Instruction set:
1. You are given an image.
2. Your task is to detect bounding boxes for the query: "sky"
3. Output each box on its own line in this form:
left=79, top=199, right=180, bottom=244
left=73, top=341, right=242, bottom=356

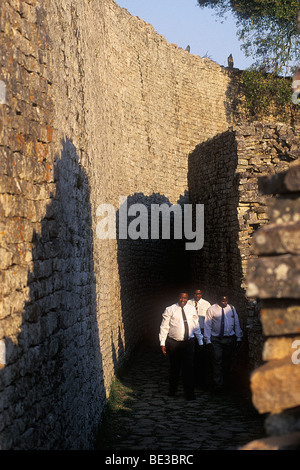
left=115, top=0, right=253, bottom=70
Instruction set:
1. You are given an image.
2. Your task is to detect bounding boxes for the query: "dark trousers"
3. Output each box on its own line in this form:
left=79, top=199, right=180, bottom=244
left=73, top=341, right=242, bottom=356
left=211, top=335, right=236, bottom=390
left=194, top=329, right=208, bottom=388
left=166, top=337, right=195, bottom=397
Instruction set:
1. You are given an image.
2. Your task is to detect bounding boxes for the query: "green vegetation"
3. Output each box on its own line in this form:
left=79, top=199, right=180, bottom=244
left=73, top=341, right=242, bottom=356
left=241, top=69, right=294, bottom=117
left=197, top=1, right=300, bottom=117
left=197, top=0, right=300, bottom=76
left=94, top=378, right=135, bottom=450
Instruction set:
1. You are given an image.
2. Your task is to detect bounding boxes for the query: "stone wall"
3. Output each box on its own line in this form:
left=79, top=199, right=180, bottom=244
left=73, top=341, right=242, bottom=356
left=2, top=0, right=299, bottom=451
left=188, top=122, right=300, bottom=371
left=242, top=161, right=300, bottom=450
left=0, top=0, right=243, bottom=449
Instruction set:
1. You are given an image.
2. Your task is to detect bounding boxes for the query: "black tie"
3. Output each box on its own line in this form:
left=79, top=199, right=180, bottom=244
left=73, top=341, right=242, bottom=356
left=220, top=308, right=225, bottom=337
left=181, top=307, right=189, bottom=341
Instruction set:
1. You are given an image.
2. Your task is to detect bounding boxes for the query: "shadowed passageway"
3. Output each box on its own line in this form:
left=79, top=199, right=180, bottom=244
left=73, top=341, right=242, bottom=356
left=95, top=344, right=265, bottom=451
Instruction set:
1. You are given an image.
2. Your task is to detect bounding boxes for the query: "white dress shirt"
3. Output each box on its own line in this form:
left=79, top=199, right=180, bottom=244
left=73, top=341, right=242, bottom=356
left=159, top=303, right=203, bottom=346
left=204, top=303, right=243, bottom=344
left=188, top=298, right=211, bottom=329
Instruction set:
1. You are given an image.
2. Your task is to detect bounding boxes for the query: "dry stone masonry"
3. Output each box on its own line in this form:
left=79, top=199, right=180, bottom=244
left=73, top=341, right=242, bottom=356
left=243, top=160, right=300, bottom=450
left=0, top=0, right=242, bottom=449
left=188, top=122, right=300, bottom=370
left=0, top=0, right=300, bottom=451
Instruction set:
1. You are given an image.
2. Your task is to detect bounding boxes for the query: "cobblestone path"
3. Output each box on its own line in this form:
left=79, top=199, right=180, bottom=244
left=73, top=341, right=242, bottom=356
left=95, top=344, right=266, bottom=451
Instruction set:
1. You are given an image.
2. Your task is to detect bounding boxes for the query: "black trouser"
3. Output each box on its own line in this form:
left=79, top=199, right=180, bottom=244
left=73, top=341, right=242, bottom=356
left=194, top=329, right=207, bottom=388
left=211, top=335, right=236, bottom=390
left=166, top=337, right=195, bottom=397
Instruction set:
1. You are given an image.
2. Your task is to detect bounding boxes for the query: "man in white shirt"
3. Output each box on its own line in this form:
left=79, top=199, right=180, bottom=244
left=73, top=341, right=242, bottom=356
left=159, top=291, right=203, bottom=400
left=204, top=294, right=243, bottom=392
left=188, top=289, right=211, bottom=389
left=188, top=289, right=211, bottom=333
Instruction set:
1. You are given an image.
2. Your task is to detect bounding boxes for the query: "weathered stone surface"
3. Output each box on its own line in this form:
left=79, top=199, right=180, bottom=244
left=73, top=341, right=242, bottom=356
left=0, top=0, right=253, bottom=451
left=251, top=357, right=300, bottom=414
left=259, top=301, right=300, bottom=336
left=265, top=407, right=300, bottom=436
left=263, top=336, right=300, bottom=361
left=252, top=223, right=300, bottom=255
left=189, top=123, right=300, bottom=370
left=240, top=432, right=300, bottom=450
left=258, top=163, right=300, bottom=195
left=267, top=197, right=300, bottom=225
left=1, top=0, right=300, bottom=453
left=247, top=255, right=300, bottom=299
left=239, top=130, right=300, bottom=452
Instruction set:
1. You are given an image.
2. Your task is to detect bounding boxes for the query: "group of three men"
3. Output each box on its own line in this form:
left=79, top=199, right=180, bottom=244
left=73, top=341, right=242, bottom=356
left=159, top=289, right=243, bottom=400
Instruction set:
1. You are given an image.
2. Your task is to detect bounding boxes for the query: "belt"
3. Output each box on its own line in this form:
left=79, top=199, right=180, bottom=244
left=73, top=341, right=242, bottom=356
left=168, top=336, right=194, bottom=342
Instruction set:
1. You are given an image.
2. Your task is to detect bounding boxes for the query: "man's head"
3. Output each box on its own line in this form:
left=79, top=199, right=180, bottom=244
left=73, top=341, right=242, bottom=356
left=193, top=289, right=203, bottom=302
left=218, top=295, right=229, bottom=308
left=178, top=292, right=189, bottom=307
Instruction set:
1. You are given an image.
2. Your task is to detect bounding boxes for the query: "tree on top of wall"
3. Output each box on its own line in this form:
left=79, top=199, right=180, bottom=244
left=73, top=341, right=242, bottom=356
left=197, top=1, right=300, bottom=117
left=197, top=0, right=300, bottom=76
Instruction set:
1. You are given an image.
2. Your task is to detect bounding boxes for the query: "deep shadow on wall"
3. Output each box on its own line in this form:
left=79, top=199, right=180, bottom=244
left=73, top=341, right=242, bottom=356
left=187, top=131, right=252, bottom=393
left=188, top=122, right=300, bottom=387
left=188, top=130, right=243, bottom=305
left=0, top=139, right=104, bottom=450
left=116, top=192, right=192, bottom=352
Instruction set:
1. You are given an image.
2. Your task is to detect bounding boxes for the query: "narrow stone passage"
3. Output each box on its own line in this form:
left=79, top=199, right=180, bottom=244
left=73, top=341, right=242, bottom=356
left=95, top=344, right=266, bottom=451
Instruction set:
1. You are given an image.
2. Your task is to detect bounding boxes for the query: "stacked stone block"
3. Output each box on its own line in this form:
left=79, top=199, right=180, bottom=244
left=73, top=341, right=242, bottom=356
left=244, top=161, right=300, bottom=449
left=0, top=0, right=106, bottom=450
left=2, top=0, right=298, bottom=451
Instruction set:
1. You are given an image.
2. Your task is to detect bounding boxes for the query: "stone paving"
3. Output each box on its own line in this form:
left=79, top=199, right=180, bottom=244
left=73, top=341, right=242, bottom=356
left=96, top=344, right=266, bottom=451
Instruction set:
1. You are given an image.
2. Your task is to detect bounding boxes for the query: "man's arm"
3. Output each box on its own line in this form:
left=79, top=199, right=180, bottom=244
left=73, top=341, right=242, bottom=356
left=232, top=306, right=243, bottom=341
left=193, top=323, right=203, bottom=346
left=204, top=307, right=213, bottom=344
left=159, top=307, right=172, bottom=354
